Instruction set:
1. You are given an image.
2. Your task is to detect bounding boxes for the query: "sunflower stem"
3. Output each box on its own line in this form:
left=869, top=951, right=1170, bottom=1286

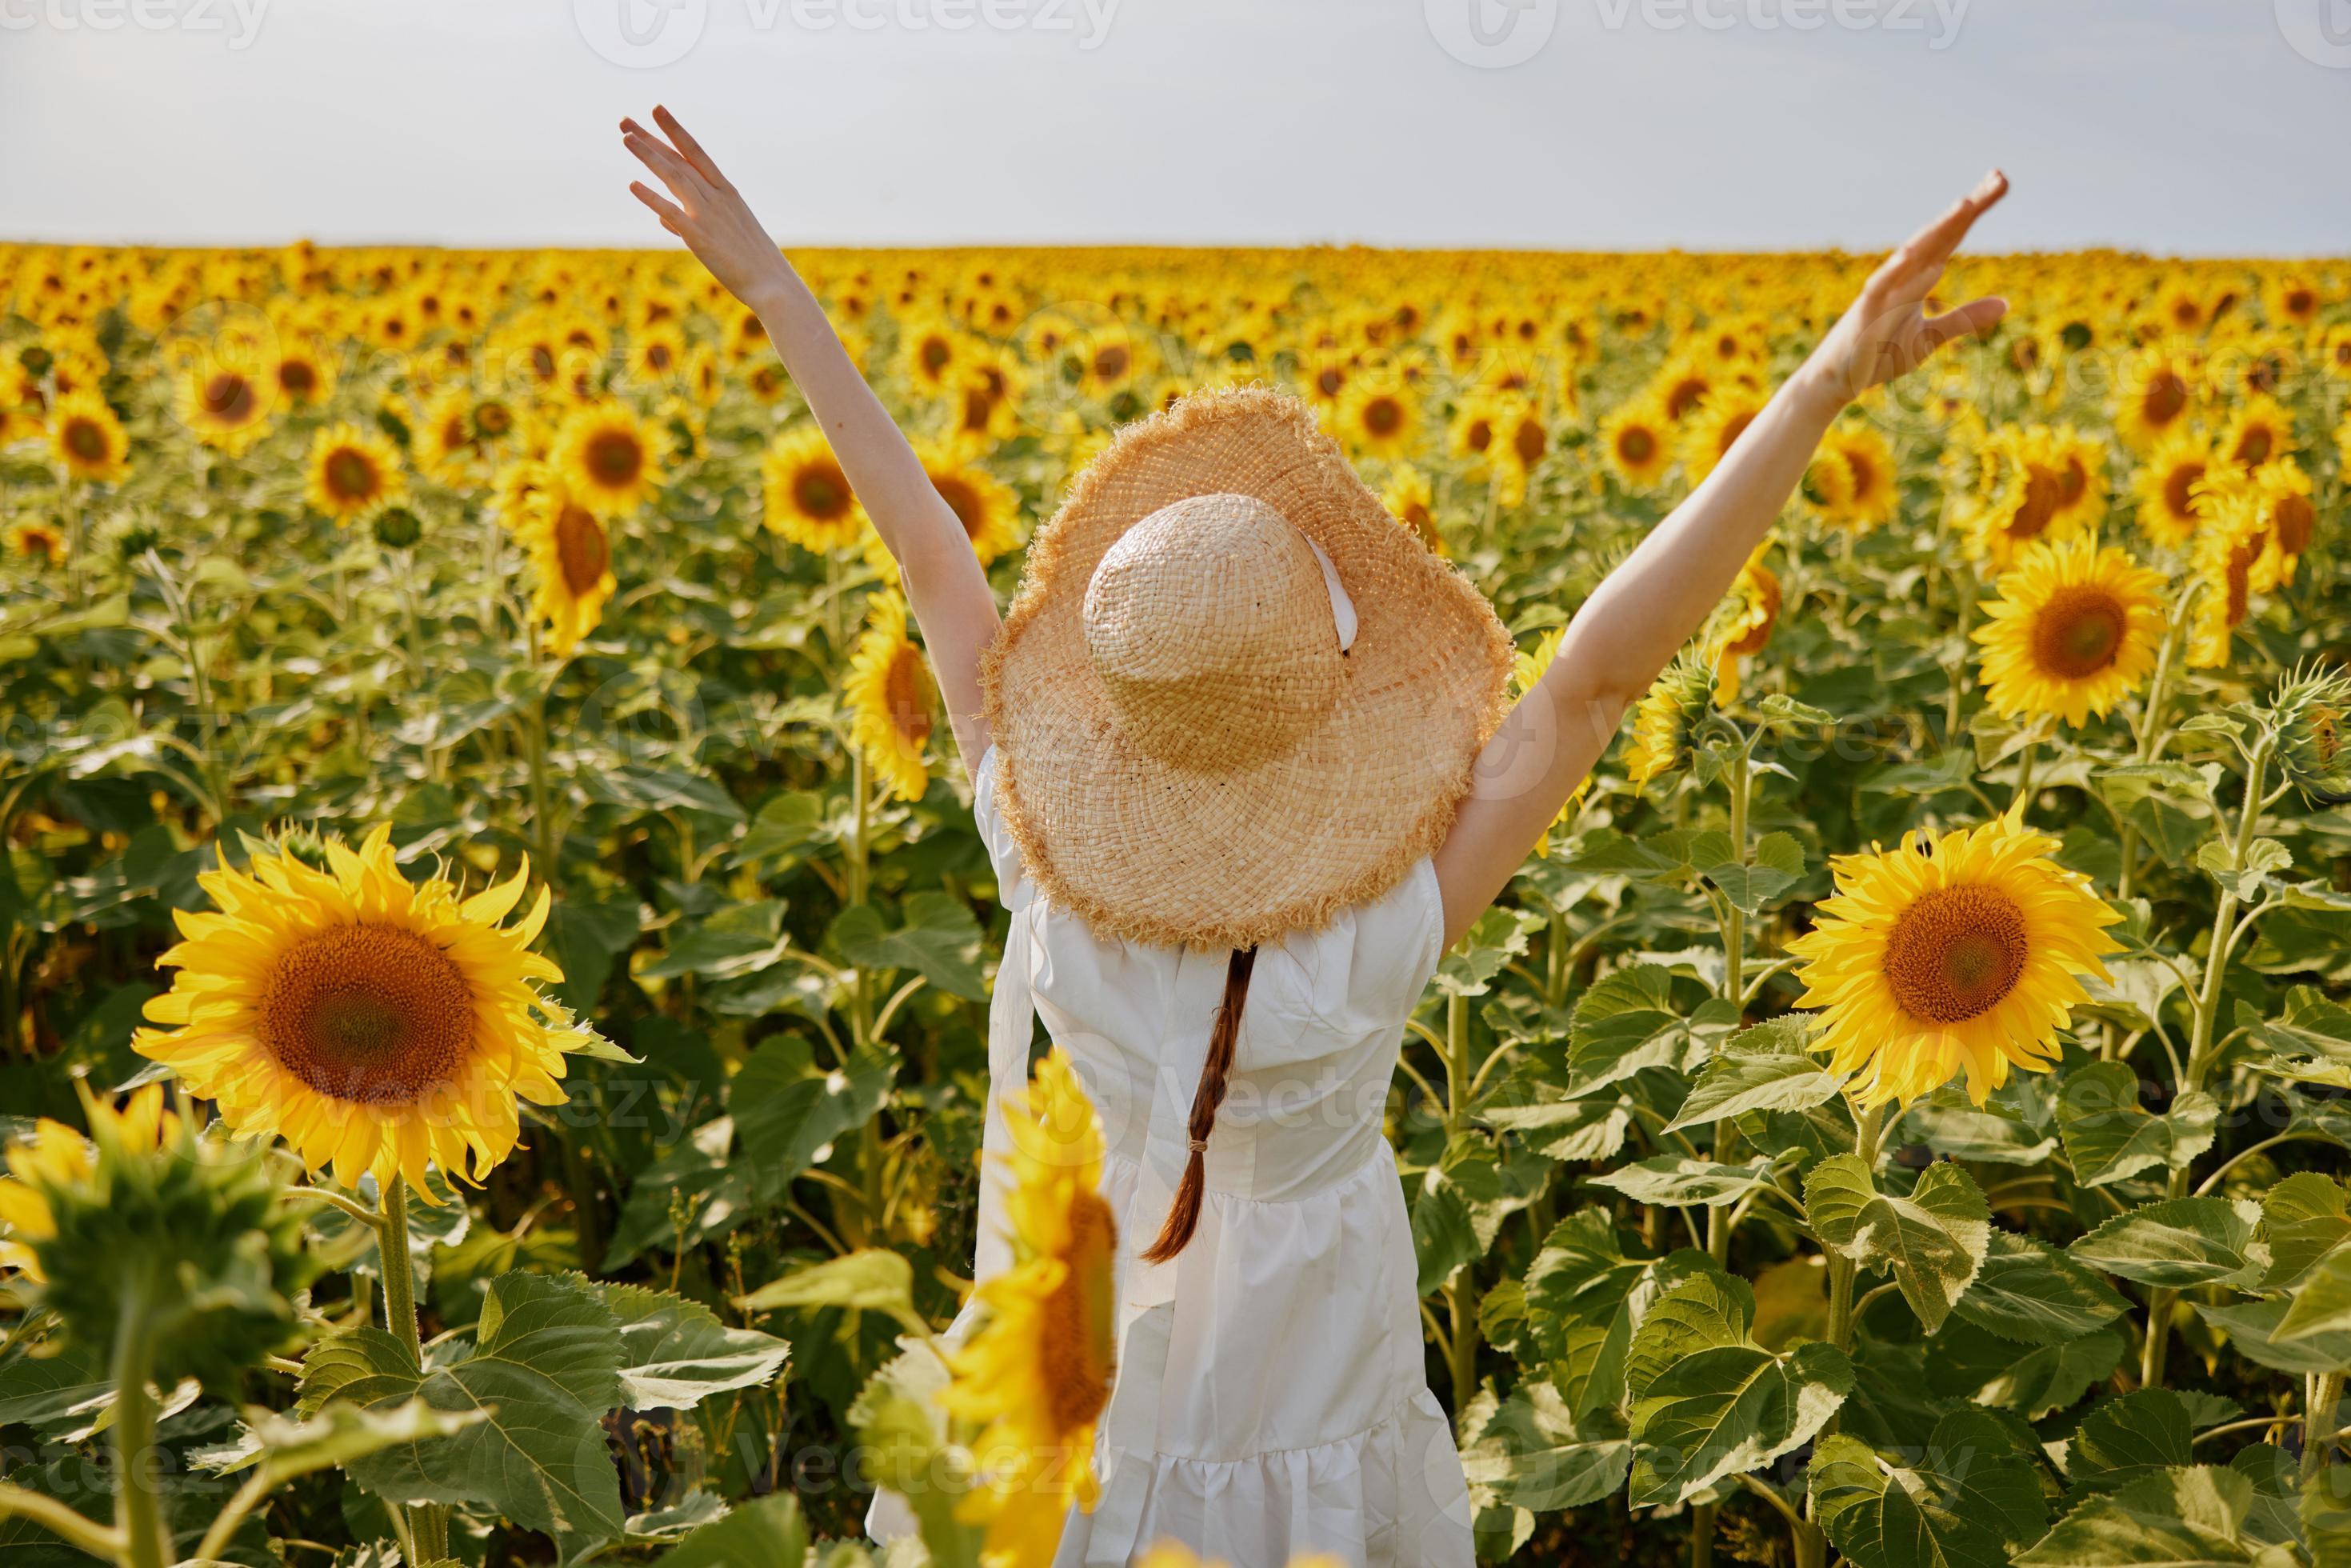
left=1444, top=994, right=1481, bottom=1412
left=379, top=1178, right=450, bottom=1562
left=1707, top=742, right=1751, bottom=1267
left=110, top=1290, right=170, bottom=1568
left=2307, top=1373, right=2345, bottom=1481
left=2145, top=734, right=2273, bottom=1389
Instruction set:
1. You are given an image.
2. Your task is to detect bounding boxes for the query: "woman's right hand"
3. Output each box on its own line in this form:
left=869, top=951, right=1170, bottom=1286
left=620, top=106, right=790, bottom=311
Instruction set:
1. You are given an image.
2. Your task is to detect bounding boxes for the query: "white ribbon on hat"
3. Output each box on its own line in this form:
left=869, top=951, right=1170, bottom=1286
left=1303, top=534, right=1357, bottom=653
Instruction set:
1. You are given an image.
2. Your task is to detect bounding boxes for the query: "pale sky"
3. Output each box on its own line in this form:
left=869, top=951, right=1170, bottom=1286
left=2, top=0, right=2347, bottom=254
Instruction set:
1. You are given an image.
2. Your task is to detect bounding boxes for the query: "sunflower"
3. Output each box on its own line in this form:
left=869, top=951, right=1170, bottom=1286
left=1965, top=425, right=2106, bottom=568
left=518, top=480, right=618, bottom=657
left=6, top=520, right=66, bottom=566
left=844, top=591, right=934, bottom=802
left=1972, top=535, right=2165, bottom=728
left=2187, top=495, right=2268, bottom=670
left=1789, top=810, right=2121, bottom=1106
left=174, top=361, right=271, bottom=454
left=0, top=1102, right=134, bottom=1282
left=1600, top=395, right=1674, bottom=490
left=1448, top=392, right=1501, bottom=476
left=1382, top=463, right=1445, bottom=554
left=2242, top=458, right=2317, bottom=587
left=1621, top=654, right=1715, bottom=793
left=550, top=399, right=664, bottom=520
left=762, top=423, right=868, bottom=554
left=920, top=444, right=1023, bottom=565
left=626, top=322, right=686, bottom=385
left=1331, top=378, right=1420, bottom=462
left=2129, top=430, right=2215, bottom=550
left=414, top=389, right=485, bottom=486
left=303, top=421, right=406, bottom=526
left=1491, top=396, right=1550, bottom=506
left=2215, top=394, right=2295, bottom=474
left=1815, top=424, right=1898, bottom=531
left=1681, top=387, right=1765, bottom=482
left=0, top=1086, right=188, bottom=1283
left=1653, top=355, right=1718, bottom=423
left=940, top=1050, right=1116, bottom=1562
left=47, top=390, right=127, bottom=484
left=272, top=336, right=335, bottom=407
left=133, top=825, right=585, bottom=1195
left=2265, top=274, right=2324, bottom=330
left=896, top=313, right=966, bottom=399
left=1705, top=541, right=1781, bottom=703
left=2112, top=342, right=2198, bottom=452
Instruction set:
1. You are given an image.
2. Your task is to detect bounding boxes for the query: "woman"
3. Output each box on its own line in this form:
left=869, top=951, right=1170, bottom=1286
left=620, top=107, right=2007, bottom=1567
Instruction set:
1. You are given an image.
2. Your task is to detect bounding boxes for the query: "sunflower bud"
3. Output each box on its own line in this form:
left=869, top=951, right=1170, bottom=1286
left=2269, top=664, right=2351, bottom=806
left=18, top=344, right=52, bottom=377
left=0, top=1082, right=316, bottom=1393
left=371, top=505, right=423, bottom=550
left=1623, top=653, right=1717, bottom=793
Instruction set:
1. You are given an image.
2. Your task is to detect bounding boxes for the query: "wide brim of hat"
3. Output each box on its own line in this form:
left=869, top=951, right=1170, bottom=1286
left=980, top=385, right=1514, bottom=951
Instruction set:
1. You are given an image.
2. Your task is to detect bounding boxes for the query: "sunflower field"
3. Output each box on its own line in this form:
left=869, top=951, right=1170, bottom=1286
left=2, top=238, right=2349, bottom=1568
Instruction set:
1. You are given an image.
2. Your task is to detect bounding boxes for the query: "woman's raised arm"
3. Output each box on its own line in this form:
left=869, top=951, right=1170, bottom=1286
left=1433, top=170, right=2011, bottom=947
left=620, top=106, right=1001, bottom=766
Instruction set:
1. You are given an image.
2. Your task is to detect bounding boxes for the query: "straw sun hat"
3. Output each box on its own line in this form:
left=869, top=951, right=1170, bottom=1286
left=981, top=386, right=1513, bottom=951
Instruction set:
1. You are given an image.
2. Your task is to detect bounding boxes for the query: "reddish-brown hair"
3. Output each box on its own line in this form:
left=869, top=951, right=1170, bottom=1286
left=1138, top=946, right=1257, bottom=1263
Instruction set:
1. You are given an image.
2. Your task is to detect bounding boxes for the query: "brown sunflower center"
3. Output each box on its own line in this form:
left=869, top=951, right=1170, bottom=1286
left=1665, top=376, right=1709, bottom=421
left=259, top=923, right=476, bottom=1104
left=1363, top=395, right=1404, bottom=438
left=556, top=504, right=609, bottom=595
left=2164, top=462, right=2206, bottom=522
left=62, top=417, right=108, bottom=462
left=885, top=646, right=933, bottom=747
left=2141, top=371, right=2188, bottom=427
left=1845, top=451, right=1877, bottom=497
left=1618, top=426, right=1656, bottom=466
left=2233, top=426, right=2272, bottom=466
left=203, top=372, right=257, bottom=423
left=794, top=462, right=852, bottom=520
left=931, top=475, right=982, bottom=538
left=326, top=448, right=380, bottom=502
left=1040, top=1189, right=1118, bottom=1434
left=2030, top=583, right=2128, bottom=679
left=2275, top=494, right=2314, bottom=556
left=1882, top=885, right=2031, bottom=1025
left=585, top=429, right=644, bottom=489
left=1713, top=411, right=1756, bottom=458
left=1513, top=417, right=1546, bottom=466
left=2009, top=466, right=2062, bottom=541
left=1093, top=345, right=1130, bottom=382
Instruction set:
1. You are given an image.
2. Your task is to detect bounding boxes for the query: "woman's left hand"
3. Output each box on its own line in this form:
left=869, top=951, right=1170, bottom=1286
left=1801, top=169, right=2010, bottom=404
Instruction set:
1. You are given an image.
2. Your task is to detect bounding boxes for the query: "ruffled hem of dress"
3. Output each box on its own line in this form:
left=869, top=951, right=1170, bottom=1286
left=1054, top=1387, right=1474, bottom=1568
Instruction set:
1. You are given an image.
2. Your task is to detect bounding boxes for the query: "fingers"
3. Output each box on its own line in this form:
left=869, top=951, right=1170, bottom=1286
left=1918, top=296, right=2009, bottom=355
left=622, top=129, right=702, bottom=196
left=652, top=105, right=730, bottom=190
left=630, top=182, right=688, bottom=230
left=1886, top=169, right=2008, bottom=289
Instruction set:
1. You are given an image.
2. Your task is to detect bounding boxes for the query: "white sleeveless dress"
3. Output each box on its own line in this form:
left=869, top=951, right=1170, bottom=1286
left=944, top=746, right=1477, bottom=1567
